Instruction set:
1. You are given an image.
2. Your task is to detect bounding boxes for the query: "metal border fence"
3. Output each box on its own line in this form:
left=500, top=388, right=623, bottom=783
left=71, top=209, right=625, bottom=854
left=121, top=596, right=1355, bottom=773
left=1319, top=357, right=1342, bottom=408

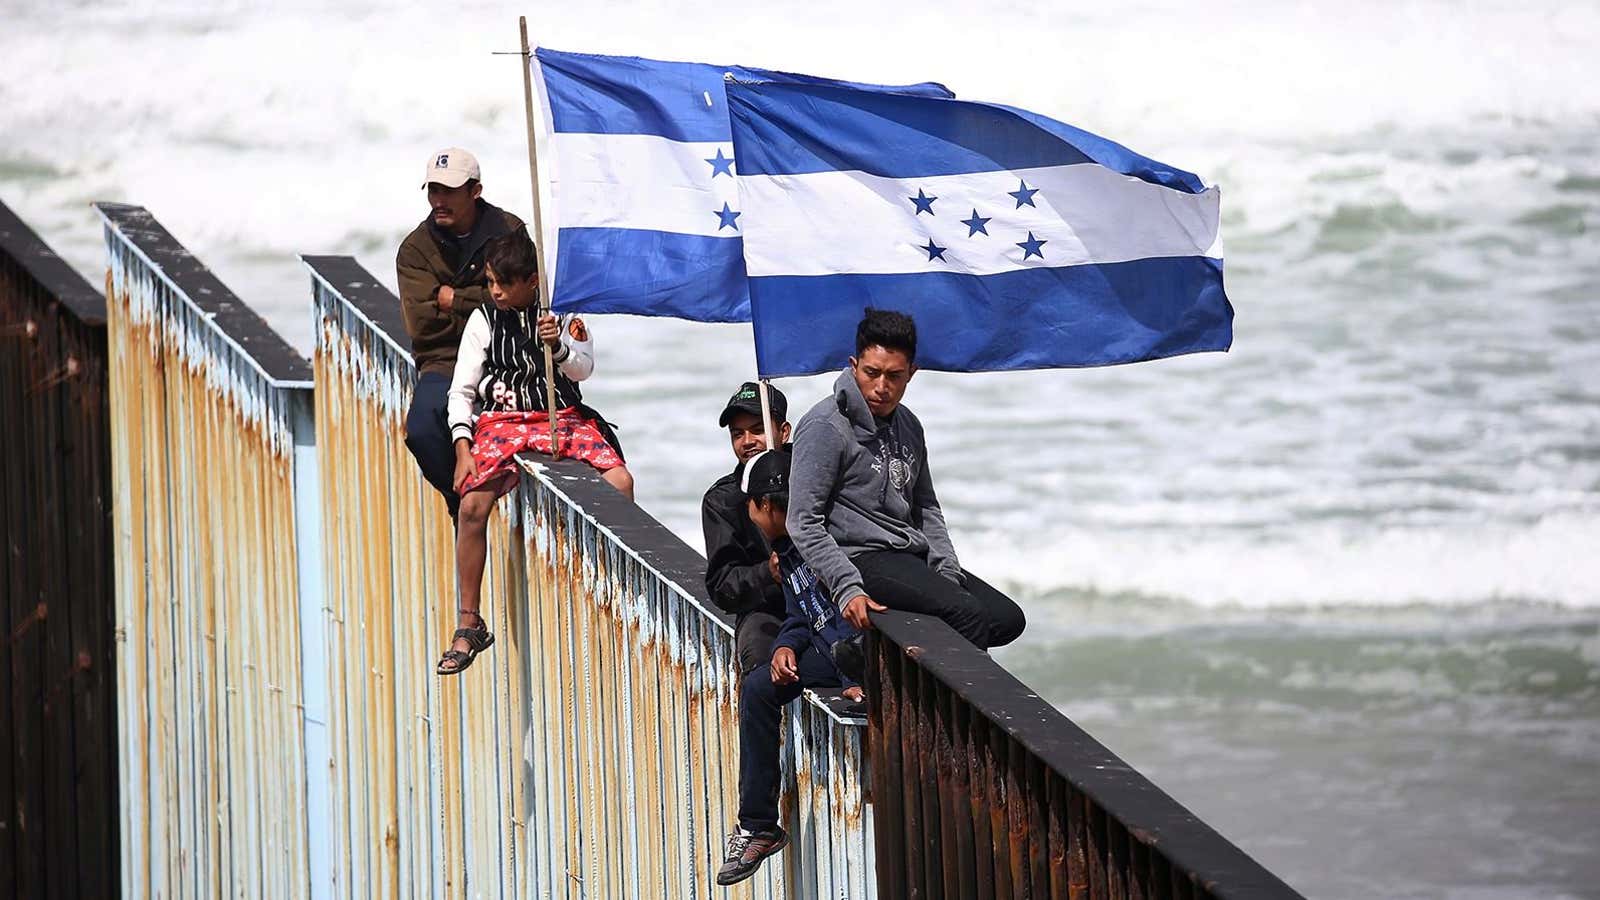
left=304, top=255, right=871, bottom=898
left=63, top=202, right=1301, bottom=898
left=98, top=203, right=321, bottom=898
left=868, top=612, right=1304, bottom=899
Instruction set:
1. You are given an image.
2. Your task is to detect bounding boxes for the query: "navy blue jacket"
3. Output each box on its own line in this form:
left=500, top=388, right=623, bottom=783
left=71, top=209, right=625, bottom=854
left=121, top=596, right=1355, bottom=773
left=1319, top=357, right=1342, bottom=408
left=770, top=535, right=861, bottom=689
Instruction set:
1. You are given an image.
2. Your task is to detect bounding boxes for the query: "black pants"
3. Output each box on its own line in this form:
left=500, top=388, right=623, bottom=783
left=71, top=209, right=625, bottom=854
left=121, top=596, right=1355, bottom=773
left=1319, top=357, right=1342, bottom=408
left=405, top=371, right=460, bottom=520
left=735, top=610, right=783, bottom=676
left=853, top=550, right=1026, bottom=649
left=737, top=646, right=840, bottom=831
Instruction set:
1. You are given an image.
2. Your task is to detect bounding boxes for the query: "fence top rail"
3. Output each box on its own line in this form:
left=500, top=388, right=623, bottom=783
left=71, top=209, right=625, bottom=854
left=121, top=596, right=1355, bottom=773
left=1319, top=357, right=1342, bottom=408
left=0, top=197, right=106, bottom=325
left=528, top=457, right=738, bottom=631
left=94, top=202, right=311, bottom=386
left=525, top=458, right=867, bottom=728
left=875, top=611, right=1305, bottom=900
left=301, top=254, right=413, bottom=363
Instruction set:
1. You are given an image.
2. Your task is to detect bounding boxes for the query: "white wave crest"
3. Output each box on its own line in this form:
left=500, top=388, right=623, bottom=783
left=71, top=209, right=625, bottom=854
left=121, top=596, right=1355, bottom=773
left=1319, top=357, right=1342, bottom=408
left=959, top=513, right=1600, bottom=609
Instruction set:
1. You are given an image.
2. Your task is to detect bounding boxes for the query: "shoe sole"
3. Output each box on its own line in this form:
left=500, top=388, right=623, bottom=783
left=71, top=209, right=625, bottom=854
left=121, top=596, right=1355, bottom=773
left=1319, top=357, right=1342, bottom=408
left=715, top=830, right=790, bottom=886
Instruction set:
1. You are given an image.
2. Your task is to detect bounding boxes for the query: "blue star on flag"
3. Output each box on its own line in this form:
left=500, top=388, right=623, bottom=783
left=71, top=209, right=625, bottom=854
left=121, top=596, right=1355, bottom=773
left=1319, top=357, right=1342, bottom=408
left=1016, top=231, right=1047, bottom=260
left=715, top=202, right=741, bottom=231
left=922, top=238, right=947, bottom=261
left=960, top=209, right=991, bottom=237
left=704, top=147, right=735, bottom=177
left=1009, top=179, right=1040, bottom=209
left=909, top=188, right=938, bottom=216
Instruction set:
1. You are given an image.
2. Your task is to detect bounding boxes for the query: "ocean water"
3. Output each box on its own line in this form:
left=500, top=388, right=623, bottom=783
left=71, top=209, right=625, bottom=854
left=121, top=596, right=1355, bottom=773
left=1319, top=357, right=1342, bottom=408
left=4, top=1, right=1598, bottom=896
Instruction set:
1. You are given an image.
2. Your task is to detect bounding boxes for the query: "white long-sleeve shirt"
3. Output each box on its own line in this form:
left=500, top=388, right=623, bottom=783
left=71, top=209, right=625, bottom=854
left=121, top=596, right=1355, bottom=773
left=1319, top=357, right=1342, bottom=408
left=447, top=307, right=594, bottom=443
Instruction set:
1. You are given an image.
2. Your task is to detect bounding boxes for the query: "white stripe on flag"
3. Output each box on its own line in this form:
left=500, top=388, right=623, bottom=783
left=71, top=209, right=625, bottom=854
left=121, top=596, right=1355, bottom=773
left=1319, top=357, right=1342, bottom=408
left=530, top=55, right=561, bottom=280
left=736, top=164, right=1222, bottom=277
left=547, top=132, right=742, bottom=238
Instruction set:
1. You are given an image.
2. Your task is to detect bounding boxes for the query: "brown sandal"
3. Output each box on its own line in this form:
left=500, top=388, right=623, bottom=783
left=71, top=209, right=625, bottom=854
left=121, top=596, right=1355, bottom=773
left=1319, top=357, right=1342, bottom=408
left=436, top=611, right=495, bottom=676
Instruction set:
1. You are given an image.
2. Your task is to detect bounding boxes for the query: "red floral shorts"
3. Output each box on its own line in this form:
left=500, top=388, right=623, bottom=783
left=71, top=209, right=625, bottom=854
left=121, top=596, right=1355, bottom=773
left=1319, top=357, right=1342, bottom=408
left=461, top=408, right=623, bottom=497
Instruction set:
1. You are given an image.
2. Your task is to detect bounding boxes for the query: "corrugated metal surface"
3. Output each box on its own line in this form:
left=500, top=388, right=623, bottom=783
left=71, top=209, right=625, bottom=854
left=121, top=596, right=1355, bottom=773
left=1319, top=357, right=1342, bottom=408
left=517, top=462, right=874, bottom=900
left=98, top=203, right=317, bottom=899
left=867, top=614, right=1305, bottom=900
left=306, top=254, right=476, bottom=899
left=304, top=255, right=871, bottom=898
left=86, top=212, right=1302, bottom=899
left=0, top=198, right=118, bottom=900
left=90, top=214, right=1302, bottom=899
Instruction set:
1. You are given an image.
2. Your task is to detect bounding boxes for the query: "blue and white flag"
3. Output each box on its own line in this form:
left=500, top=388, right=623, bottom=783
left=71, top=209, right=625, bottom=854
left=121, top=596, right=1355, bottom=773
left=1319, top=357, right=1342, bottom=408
left=724, top=80, right=1233, bottom=376
left=530, top=49, right=952, bottom=322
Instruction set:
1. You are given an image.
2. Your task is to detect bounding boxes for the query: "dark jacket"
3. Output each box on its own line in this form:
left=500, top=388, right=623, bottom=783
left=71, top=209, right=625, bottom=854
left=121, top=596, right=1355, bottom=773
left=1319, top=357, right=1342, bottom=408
left=701, top=470, right=786, bottom=618
left=395, top=199, right=524, bottom=377
left=788, top=369, right=960, bottom=607
left=771, top=536, right=859, bottom=689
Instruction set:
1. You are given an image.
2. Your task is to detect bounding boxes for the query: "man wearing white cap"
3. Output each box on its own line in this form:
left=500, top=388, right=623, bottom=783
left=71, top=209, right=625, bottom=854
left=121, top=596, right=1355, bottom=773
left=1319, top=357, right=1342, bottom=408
left=397, top=147, right=524, bottom=520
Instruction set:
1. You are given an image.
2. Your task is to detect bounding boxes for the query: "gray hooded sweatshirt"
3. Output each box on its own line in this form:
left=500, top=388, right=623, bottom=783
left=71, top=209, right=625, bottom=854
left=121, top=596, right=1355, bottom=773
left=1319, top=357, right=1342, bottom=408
left=787, top=368, right=962, bottom=607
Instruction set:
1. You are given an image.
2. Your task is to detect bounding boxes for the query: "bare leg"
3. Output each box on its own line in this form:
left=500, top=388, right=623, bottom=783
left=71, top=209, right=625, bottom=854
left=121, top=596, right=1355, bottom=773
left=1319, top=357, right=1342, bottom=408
left=444, top=488, right=497, bottom=669
left=601, top=465, right=635, bottom=501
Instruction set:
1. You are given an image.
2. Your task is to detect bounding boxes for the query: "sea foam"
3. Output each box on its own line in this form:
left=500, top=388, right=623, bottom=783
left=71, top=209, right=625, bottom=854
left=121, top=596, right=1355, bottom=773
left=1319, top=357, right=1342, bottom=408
left=960, top=513, right=1600, bottom=609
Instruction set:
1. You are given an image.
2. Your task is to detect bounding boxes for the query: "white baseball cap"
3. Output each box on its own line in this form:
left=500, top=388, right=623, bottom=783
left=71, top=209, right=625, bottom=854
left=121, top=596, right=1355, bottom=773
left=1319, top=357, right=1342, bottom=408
left=422, top=148, right=480, bottom=189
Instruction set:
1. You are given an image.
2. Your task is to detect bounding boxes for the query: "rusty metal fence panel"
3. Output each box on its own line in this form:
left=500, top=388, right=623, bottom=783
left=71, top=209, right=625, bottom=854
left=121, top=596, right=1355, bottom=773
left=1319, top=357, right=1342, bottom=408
left=82, top=211, right=1301, bottom=899
left=515, top=460, right=874, bottom=900
left=98, top=203, right=320, bottom=899
left=0, top=199, right=118, bottom=900
left=305, top=254, right=514, bottom=899
left=304, top=255, right=871, bottom=899
left=86, top=214, right=1301, bottom=899
left=868, top=613, right=1305, bottom=900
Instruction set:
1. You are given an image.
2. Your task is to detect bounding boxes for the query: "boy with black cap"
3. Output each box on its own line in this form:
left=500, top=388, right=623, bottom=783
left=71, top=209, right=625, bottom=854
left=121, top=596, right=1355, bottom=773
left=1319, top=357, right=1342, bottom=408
left=701, top=382, right=791, bottom=674
left=716, top=447, right=863, bottom=887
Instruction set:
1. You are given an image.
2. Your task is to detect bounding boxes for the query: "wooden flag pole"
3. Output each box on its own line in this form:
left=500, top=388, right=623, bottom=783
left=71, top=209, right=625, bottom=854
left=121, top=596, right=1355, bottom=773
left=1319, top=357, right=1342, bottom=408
left=518, top=16, right=560, bottom=458
left=758, top=379, right=778, bottom=451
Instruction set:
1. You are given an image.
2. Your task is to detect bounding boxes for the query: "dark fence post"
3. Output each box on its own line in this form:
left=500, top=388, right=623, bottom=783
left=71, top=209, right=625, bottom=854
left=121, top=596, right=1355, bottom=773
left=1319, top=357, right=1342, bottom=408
left=0, top=199, right=118, bottom=900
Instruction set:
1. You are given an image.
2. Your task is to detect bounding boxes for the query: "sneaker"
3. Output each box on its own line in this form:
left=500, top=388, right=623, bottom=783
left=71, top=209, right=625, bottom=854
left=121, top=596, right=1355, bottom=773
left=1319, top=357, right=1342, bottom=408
left=716, top=826, right=788, bottom=886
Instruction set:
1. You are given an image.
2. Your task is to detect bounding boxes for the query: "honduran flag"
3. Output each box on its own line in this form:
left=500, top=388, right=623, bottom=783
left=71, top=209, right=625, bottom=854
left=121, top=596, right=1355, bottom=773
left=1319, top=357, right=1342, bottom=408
left=724, top=79, right=1233, bottom=377
left=529, top=49, right=952, bottom=322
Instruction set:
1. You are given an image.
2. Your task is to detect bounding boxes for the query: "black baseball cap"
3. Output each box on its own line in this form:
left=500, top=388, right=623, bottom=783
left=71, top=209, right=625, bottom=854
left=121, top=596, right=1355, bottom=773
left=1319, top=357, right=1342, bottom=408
left=739, top=447, right=792, bottom=500
left=718, top=381, right=788, bottom=428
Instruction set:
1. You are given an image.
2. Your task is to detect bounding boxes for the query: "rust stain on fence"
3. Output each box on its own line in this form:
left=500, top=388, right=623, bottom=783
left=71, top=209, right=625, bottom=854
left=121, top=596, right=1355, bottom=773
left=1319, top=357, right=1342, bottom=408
left=98, top=203, right=314, bottom=898
left=85, top=214, right=1300, bottom=899
left=866, top=616, right=1305, bottom=900
left=304, top=255, right=870, bottom=898
left=505, top=461, right=873, bottom=900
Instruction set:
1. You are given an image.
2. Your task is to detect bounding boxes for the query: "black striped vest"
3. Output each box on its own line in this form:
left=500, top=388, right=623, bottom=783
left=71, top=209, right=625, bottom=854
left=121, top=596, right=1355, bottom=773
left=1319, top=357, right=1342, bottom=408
left=477, top=307, right=584, bottom=413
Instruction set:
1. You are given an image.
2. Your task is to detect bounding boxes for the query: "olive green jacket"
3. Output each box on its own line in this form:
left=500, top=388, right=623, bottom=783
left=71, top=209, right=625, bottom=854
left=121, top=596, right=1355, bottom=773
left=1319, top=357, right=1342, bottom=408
left=395, top=200, right=524, bottom=376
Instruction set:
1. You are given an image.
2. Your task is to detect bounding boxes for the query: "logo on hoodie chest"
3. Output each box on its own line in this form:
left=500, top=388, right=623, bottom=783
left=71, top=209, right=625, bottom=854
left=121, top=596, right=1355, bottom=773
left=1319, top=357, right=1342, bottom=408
left=871, top=441, right=916, bottom=492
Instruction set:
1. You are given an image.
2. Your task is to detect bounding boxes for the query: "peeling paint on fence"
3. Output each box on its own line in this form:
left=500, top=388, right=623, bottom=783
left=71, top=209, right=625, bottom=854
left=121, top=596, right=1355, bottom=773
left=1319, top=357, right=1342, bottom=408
left=303, top=255, right=871, bottom=899
left=94, top=206, right=1298, bottom=899
left=88, top=206, right=1301, bottom=899
left=99, top=203, right=318, bottom=898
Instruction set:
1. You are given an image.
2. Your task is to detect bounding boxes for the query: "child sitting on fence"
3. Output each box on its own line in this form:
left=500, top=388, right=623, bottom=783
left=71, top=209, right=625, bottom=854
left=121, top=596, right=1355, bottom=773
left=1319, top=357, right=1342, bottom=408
left=438, top=229, right=634, bottom=675
left=717, top=447, right=864, bottom=886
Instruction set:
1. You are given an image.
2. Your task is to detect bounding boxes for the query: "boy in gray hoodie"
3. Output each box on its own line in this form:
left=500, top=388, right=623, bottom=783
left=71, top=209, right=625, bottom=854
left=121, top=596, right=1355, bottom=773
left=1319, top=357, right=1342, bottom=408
left=786, top=308, right=1025, bottom=649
